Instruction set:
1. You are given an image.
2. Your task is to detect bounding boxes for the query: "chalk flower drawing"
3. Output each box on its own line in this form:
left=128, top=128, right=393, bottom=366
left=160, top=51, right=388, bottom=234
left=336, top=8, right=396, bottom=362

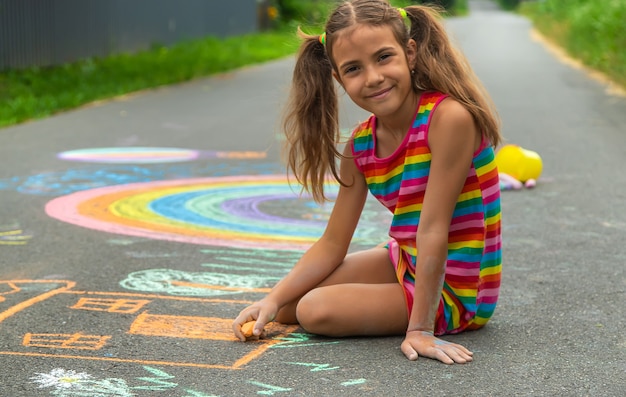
left=31, top=368, right=93, bottom=389
left=30, top=368, right=135, bottom=396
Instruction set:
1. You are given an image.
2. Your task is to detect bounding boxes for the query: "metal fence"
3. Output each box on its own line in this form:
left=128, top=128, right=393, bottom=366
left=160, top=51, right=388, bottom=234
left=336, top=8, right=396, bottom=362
left=0, top=0, right=259, bottom=70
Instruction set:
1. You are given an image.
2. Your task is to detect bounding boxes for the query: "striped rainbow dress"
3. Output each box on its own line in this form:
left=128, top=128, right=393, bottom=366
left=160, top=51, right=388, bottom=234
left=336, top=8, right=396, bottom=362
left=351, top=91, right=502, bottom=335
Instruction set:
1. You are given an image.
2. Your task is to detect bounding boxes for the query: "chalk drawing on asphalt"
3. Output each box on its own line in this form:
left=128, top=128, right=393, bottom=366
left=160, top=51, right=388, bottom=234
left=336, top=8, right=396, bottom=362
left=0, top=280, right=299, bottom=369
left=0, top=224, right=32, bottom=245
left=125, top=251, right=182, bottom=258
left=132, top=365, right=179, bottom=392
left=199, top=246, right=304, bottom=268
left=248, top=381, right=292, bottom=395
left=31, top=368, right=99, bottom=391
left=271, top=333, right=340, bottom=349
left=0, top=163, right=282, bottom=196
left=24, top=333, right=112, bottom=350
left=57, top=147, right=267, bottom=164
left=30, top=365, right=367, bottom=396
left=117, top=247, right=300, bottom=297
left=30, top=366, right=218, bottom=396
left=341, top=379, right=367, bottom=386
left=286, top=362, right=340, bottom=372
left=45, top=175, right=391, bottom=250
left=13, top=283, right=362, bottom=394
left=120, top=269, right=278, bottom=297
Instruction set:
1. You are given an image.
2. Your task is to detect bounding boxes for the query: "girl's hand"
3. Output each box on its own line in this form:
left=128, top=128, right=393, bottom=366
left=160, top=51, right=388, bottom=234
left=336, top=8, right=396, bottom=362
left=401, top=330, right=473, bottom=364
left=232, top=299, right=279, bottom=341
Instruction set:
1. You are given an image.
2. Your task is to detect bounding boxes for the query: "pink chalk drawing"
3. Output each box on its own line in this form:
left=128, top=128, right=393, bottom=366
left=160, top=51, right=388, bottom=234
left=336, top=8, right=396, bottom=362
left=57, top=147, right=266, bottom=164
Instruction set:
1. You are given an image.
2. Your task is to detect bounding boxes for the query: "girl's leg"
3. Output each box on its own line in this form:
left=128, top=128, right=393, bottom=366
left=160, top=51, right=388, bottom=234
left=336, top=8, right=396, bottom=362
left=275, top=247, right=408, bottom=336
left=296, top=283, right=408, bottom=337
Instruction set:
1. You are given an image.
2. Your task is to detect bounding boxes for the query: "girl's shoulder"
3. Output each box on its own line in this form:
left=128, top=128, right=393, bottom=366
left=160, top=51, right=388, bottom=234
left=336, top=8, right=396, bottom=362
left=350, top=115, right=376, bottom=160
left=419, top=91, right=447, bottom=104
left=428, top=97, right=482, bottom=154
left=351, top=115, right=376, bottom=140
left=430, top=97, right=475, bottom=130
left=350, top=115, right=376, bottom=152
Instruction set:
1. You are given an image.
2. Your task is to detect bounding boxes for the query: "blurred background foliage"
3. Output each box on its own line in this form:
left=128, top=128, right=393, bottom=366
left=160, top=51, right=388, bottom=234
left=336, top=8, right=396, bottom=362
left=520, top=0, right=626, bottom=89
left=266, top=0, right=468, bottom=27
left=1, top=0, right=623, bottom=129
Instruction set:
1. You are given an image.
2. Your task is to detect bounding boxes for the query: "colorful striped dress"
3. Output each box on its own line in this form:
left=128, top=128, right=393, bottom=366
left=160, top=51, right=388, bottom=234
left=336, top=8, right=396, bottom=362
left=351, top=91, right=502, bottom=335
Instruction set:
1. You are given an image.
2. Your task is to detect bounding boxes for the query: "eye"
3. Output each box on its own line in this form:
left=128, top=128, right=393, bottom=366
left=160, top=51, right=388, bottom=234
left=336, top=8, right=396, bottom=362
left=343, top=65, right=359, bottom=75
left=378, top=53, right=392, bottom=62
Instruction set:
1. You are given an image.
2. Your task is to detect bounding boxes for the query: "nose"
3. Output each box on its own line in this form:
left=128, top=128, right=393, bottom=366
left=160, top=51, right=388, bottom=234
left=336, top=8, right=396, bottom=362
left=364, top=65, right=384, bottom=87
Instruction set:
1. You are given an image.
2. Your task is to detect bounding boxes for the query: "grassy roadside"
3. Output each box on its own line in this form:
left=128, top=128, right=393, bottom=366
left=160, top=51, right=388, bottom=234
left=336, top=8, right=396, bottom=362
left=519, top=0, right=626, bottom=91
left=0, top=0, right=463, bottom=129
left=0, top=32, right=301, bottom=129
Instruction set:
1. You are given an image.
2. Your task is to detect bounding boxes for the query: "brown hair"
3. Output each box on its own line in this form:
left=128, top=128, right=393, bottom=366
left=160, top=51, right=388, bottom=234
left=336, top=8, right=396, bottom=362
left=282, top=0, right=501, bottom=203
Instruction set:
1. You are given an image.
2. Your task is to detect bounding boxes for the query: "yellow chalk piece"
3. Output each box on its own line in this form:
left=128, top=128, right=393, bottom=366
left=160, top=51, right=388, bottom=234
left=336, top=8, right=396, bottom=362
left=241, top=321, right=256, bottom=338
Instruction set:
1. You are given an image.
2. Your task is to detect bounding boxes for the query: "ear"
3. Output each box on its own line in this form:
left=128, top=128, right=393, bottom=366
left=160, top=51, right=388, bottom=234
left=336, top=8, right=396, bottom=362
left=332, top=70, right=343, bottom=87
left=406, top=39, right=417, bottom=70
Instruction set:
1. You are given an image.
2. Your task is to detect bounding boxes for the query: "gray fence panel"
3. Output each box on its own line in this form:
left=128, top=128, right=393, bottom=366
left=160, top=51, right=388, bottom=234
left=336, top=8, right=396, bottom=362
left=0, top=0, right=258, bottom=70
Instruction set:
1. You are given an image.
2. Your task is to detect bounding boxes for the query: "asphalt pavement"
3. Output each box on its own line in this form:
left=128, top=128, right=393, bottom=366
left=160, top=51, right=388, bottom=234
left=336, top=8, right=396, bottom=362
left=1, top=0, right=625, bottom=396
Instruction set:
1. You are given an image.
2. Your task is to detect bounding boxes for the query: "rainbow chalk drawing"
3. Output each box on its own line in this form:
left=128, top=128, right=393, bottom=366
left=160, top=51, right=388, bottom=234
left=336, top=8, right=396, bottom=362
left=57, top=147, right=266, bottom=164
left=45, top=175, right=391, bottom=251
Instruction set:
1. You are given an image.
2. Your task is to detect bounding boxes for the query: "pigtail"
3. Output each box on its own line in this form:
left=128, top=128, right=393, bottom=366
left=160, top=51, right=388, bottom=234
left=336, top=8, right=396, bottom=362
left=282, top=28, right=342, bottom=203
left=404, top=5, right=502, bottom=147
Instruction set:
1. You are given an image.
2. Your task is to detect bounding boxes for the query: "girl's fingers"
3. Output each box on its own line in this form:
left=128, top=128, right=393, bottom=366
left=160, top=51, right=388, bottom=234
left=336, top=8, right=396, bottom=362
left=452, top=342, right=473, bottom=356
left=400, top=342, right=419, bottom=361
left=232, top=311, right=256, bottom=341
left=433, top=348, right=454, bottom=365
left=233, top=324, right=246, bottom=342
left=437, top=345, right=473, bottom=364
left=402, top=337, right=473, bottom=364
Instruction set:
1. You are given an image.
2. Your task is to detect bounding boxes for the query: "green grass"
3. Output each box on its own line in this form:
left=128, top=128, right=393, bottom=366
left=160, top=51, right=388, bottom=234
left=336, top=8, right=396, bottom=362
left=494, top=0, right=520, bottom=11
left=394, top=0, right=469, bottom=15
left=520, top=0, right=626, bottom=89
left=0, top=0, right=468, bottom=129
left=0, top=32, right=302, bottom=128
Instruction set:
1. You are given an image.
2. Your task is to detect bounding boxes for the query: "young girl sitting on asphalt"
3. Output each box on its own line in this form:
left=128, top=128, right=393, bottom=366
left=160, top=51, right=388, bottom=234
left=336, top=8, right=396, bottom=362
left=233, top=0, right=502, bottom=364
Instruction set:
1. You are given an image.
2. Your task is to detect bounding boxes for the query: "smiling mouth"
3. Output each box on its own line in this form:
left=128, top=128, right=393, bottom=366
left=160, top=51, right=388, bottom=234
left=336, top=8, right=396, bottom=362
left=368, top=87, right=392, bottom=99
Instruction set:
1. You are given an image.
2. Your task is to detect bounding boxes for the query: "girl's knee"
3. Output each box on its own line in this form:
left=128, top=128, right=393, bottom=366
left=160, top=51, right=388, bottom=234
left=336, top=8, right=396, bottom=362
left=295, top=289, right=334, bottom=335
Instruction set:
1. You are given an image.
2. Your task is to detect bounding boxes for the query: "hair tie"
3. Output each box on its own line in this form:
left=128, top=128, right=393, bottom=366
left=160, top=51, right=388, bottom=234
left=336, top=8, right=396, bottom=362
left=397, top=7, right=409, bottom=22
left=318, top=32, right=326, bottom=46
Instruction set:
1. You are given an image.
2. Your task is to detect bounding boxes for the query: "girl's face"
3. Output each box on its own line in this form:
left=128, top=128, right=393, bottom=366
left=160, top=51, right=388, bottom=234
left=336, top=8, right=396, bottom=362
left=332, top=24, right=417, bottom=120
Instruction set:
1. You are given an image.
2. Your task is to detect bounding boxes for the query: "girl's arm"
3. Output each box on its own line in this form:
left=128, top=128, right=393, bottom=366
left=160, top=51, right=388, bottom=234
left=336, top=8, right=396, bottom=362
left=401, top=98, right=480, bottom=364
left=233, top=143, right=369, bottom=339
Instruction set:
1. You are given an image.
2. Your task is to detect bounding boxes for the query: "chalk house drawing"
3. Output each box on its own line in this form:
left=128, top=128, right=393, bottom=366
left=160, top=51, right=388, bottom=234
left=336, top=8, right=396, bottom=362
left=0, top=280, right=298, bottom=370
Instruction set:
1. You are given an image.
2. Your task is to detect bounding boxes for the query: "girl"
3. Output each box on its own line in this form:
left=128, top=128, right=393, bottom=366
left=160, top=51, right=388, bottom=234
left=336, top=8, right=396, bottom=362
left=233, top=0, right=502, bottom=365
